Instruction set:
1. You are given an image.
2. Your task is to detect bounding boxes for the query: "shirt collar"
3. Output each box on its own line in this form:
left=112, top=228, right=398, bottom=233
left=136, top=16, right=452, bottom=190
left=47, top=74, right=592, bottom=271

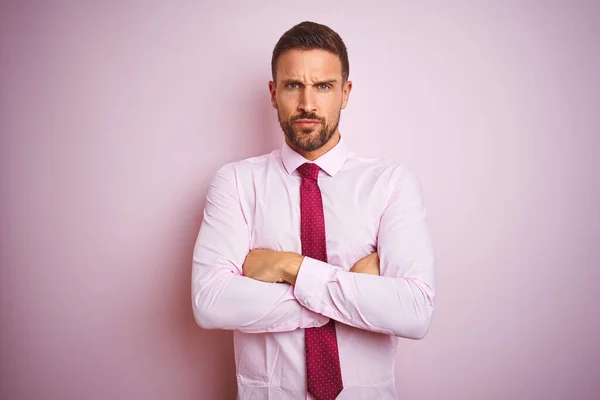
left=281, top=134, right=348, bottom=177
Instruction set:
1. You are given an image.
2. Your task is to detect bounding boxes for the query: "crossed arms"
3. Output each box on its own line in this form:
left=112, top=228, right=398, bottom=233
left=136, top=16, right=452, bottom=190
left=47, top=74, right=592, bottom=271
left=191, top=163, right=435, bottom=339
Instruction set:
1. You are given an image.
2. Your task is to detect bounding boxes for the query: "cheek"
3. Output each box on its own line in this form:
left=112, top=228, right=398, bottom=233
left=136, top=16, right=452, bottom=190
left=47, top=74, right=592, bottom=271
left=323, top=96, right=342, bottom=119
left=319, top=92, right=339, bottom=106
left=276, top=96, right=296, bottom=116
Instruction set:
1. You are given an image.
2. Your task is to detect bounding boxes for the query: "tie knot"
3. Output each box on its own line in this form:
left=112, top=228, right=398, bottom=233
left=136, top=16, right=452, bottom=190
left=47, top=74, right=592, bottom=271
left=297, top=162, right=320, bottom=180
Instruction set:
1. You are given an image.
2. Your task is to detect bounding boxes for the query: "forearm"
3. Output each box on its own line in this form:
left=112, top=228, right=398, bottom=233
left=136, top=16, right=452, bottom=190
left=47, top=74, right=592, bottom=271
left=293, top=257, right=434, bottom=338
left=192, top=261, right=329, bottom=333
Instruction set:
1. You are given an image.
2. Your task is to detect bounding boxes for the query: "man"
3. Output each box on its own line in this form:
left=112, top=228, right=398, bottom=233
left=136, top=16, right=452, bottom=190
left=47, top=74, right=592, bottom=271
left=192, top=21, right=435, bottom=400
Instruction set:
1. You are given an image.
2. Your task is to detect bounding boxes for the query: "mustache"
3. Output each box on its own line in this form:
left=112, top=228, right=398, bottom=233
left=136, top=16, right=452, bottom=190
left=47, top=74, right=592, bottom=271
left=291, top=113, right=324, bottom=122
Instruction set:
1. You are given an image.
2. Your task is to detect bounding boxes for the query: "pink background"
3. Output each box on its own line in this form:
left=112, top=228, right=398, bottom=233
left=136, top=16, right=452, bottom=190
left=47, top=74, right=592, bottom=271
left=1, top=1, right=599, bottom=399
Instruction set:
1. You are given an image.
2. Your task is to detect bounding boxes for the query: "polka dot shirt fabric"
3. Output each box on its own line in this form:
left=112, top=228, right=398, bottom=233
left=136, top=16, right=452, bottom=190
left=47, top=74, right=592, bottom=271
left=297, top=162, right=344, bottom=400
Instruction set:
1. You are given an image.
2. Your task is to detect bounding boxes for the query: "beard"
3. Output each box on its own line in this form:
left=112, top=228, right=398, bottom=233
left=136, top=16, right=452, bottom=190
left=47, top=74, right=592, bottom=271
left=278, top=109, right=341, bottom=152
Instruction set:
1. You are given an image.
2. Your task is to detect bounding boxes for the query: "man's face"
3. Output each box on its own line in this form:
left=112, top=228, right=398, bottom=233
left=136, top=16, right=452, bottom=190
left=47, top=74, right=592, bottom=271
left=269, top=49, right=352, bottom=153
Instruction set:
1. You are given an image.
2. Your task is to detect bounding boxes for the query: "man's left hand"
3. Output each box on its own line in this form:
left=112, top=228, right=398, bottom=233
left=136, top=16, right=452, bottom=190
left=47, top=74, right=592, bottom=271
left=242, top=249, right=304, bottom=285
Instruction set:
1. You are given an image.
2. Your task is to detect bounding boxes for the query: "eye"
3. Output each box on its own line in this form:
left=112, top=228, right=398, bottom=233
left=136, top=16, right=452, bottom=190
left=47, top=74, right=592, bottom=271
left=286, top=82, right=301, bottom=89
left=318, top=83, right=331, bottom=90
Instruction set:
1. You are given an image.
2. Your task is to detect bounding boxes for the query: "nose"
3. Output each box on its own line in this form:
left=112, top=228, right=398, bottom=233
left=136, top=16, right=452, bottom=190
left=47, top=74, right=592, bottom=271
left=298, top=87, right=317, bottom=113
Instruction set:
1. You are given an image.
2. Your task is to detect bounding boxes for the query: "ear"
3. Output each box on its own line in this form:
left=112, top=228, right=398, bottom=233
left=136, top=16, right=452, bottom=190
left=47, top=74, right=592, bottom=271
left=341, top=80, right=352, bottom=109
left=268, top=81, right=277, bottom=109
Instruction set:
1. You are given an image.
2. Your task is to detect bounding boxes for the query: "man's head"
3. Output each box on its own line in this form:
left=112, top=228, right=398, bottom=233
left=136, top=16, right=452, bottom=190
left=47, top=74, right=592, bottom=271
left=269, top=21, right=352, bottom=159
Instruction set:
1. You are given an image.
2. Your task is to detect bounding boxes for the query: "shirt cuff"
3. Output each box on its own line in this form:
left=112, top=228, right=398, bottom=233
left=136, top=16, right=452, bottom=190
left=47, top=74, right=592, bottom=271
left=293, top=256, right=337, bottom=314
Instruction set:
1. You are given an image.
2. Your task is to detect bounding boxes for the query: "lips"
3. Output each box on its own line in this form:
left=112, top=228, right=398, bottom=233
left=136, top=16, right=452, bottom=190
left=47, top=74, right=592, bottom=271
left=294, top=120, right=320, bottom=125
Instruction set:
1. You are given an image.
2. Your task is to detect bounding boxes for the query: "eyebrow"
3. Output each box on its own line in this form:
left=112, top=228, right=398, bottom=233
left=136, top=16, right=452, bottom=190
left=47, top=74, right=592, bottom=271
left=281, top=79, right=338, bottom=86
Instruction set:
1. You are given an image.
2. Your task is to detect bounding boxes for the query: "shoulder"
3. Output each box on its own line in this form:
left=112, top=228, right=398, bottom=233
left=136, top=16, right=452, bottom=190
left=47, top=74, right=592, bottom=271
left=205, top=151, right=280, bottom=202
left=213, top=149, right=281, bottom=178
left=344, top=152, right=418, bottom=184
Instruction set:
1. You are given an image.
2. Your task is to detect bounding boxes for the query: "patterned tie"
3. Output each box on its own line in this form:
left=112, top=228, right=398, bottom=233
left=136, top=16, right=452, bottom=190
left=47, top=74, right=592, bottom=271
left=297, top=162, right=344, bottom=400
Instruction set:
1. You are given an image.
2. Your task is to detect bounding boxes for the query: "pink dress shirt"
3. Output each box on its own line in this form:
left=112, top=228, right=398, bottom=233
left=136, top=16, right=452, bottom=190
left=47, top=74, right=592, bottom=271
left=192, top=134, right=436, bottom=399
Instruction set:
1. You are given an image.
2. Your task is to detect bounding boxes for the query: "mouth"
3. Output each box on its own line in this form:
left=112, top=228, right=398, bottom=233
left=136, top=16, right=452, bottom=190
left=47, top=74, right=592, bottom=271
left=293, top=119, right=321, bottom=126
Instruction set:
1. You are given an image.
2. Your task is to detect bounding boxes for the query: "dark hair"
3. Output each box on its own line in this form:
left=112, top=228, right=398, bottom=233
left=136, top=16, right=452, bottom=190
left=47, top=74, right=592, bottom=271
left=271, top=21, right=349, bottom=82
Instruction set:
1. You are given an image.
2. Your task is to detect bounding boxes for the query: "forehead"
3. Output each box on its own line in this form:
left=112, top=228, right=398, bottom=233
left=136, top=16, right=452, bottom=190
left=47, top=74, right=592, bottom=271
left=276, top=49, right=342, bottom=81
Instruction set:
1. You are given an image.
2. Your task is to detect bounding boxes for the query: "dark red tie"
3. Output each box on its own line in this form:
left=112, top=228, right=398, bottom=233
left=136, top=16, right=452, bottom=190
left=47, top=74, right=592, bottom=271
left=297, top=162, right=343, bottom=400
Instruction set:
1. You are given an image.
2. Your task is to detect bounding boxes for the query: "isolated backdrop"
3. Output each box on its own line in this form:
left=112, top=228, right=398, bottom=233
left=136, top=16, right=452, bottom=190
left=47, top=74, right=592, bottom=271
left=1, top=1, right=599, bottom=399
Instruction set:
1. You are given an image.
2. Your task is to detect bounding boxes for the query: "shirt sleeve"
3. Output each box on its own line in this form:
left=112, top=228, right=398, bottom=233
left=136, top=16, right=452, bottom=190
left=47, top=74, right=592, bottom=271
left=192, top=163, right=329, bottom=333
left=293, top=166, right=436, bottom=339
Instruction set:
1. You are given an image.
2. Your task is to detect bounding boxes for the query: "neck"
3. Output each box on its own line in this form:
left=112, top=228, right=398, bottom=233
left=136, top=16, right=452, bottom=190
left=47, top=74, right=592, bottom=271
left=288, top=131, right=341, bottom=161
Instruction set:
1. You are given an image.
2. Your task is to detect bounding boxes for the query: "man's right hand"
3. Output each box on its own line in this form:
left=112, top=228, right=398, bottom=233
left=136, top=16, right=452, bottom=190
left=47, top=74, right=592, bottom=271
left=350, top=252, right=380, bottom=276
